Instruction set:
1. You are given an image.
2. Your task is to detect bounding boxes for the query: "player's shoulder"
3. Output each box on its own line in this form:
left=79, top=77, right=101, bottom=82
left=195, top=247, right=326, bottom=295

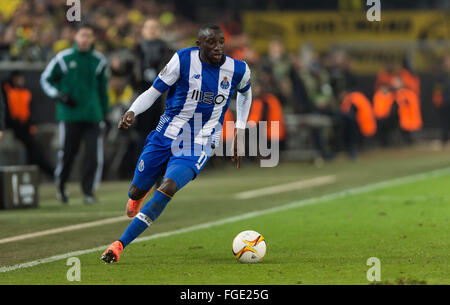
left=176, top=46, right=199, bottom=57
left=225, top=55, right=250, bottom=77
left=227, top=55, right=247, bottom=66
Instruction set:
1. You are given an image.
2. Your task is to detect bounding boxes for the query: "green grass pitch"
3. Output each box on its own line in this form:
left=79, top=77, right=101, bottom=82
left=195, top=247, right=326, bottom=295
left=0, top=146, right=449, bottom=284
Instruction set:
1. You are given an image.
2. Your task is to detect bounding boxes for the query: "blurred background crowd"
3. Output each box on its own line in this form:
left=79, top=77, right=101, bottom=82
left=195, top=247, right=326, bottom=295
left=0, top=0, right=449, bottom=181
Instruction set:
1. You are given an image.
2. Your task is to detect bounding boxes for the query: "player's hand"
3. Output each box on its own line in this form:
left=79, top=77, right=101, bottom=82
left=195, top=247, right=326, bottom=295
left=118, top=111, right=135, bottom=130
left=231, top=128, right=245, bottom=168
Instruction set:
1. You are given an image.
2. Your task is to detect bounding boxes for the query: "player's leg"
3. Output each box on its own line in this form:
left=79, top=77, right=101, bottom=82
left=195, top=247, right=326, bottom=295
left=131, top=148, right=212, bottom=224
left=125, top=130, right=171, bottom=217
left=100, top=164, right=196, bottom=264
left=118, top=164, right=195, bottom=246
left=101, top=144, right=211, bottom=264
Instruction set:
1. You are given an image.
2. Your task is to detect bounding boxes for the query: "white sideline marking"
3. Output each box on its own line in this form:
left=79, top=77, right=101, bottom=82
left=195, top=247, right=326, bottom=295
left=0, top=176, right=335, bottom=244
left=0, top=216, right=128, bottom=245
left=234, top=175, right=337, bottom=199
left=1, top=167, right=449, bottom=273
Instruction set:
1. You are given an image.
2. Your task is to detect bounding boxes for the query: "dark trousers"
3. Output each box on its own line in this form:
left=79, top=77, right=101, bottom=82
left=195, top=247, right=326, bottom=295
left=341, top=113, right=360, bottom=158
left=439, top=105, right=450, bottom=144
left=11, top=122, right=55, bottom=178
left=55, top=122, right=103, bottom=196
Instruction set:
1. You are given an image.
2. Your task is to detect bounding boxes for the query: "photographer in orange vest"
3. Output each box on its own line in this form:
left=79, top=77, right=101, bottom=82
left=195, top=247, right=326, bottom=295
left=373, top=76, right=422, bottom=146
left=1, top=70, right=55, bottom=177
left=373, top=84, right=395, bottom=146
left=339, top=89, right=377, bottom=159
left=247, top=80, right=287, bottom=153
left=392, top=76, right=422, bottom=144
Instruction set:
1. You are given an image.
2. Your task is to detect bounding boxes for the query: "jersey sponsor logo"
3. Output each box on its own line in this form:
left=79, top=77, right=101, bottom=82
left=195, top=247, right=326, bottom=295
left=220, top=76, right=230, bottom=90
left=193, top=74, right=201, bottom=79
left=191, top=90, right=226, bottom=105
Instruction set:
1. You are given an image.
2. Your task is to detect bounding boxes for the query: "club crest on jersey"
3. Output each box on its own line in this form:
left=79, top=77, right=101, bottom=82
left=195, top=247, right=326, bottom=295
left=138, top=159, right=145, bottom=172
left=220, top=77, right=230, bottom=90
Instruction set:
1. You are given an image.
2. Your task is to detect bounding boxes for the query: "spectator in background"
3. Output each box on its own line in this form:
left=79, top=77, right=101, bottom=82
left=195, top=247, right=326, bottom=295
left=289, top=53, right=311, bottom=114
left=374, top=58, right=399, bottom=92
left=391, top=76, right=422, bottom=144
left=1, top=70, right=55, bottom=177
left=0, top=90, right=4, bottom=141
left=261, top=38, right=292, bottom=104
left=328, top=49, right=357, bottom=100
left=375, top=57, right=420, bottom=99
left=373, top=83, right=396, bottom=147
left=104, top=54, right=137, bottom=179
left=400, top=58, right=420, bottom=99
left=247, top=80, right=287, bottom=153
left=40, top=23, right=109, bottom=204
left=131, top=18, right=172, bottom=149
left=339, top=89, right=377, bottom=159
left=293, top=47, right=336, bottom=160
left=432, top=55, right=450, bottom=147
left=372, top=76, right=422, bottom=147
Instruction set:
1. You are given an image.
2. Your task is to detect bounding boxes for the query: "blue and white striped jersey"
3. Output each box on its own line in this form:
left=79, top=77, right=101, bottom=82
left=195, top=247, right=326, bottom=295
left=152, top=46, right=251, bottom=147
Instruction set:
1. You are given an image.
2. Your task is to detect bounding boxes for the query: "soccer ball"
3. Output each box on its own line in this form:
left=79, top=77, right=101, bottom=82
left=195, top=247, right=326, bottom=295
left=232, top=230, right=266, bottom=263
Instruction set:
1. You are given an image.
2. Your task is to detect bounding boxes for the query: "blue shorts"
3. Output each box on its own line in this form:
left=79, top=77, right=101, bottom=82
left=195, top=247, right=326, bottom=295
left=131, top=130, right=212, bottom=192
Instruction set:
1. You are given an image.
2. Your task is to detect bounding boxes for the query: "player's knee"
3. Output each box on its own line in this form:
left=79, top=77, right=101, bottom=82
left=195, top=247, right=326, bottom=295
left=158, top=178, right=177, bottom=197
left=128, top=185, right=147, bottom=200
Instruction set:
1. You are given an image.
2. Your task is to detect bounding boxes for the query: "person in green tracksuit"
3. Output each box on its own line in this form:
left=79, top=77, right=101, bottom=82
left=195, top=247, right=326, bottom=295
left=40, top=24, right=109, bottom=204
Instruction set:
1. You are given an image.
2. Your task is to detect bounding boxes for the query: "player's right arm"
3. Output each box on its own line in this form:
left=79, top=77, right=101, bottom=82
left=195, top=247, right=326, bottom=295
left=118, top=86, right=162, bottom=129
left=118, top=52, right=180, bottom=130
left=40, top=52, right=77, bottom=107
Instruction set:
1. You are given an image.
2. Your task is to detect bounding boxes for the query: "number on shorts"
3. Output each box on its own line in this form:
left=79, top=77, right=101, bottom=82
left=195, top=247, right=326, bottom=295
left=195, top=151, right=208, bottom=170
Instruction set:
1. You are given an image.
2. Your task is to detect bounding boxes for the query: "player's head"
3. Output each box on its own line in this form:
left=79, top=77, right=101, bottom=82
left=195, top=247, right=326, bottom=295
left=142, top=18, right=161, bottom=40
left=74, top=23, right=96, bottom=52
left=196, top=23, right=225, bottom=66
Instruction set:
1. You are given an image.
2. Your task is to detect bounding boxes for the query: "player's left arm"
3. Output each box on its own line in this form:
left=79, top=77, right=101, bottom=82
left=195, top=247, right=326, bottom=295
left=232, top=63, right=252, bottom=168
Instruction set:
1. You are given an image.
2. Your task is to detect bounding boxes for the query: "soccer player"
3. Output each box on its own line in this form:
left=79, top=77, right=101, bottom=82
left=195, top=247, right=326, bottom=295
left=101, top=24, right=252, bottom=263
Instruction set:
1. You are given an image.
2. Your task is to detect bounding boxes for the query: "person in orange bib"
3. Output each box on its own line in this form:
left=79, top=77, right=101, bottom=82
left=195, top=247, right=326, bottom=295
left=391, top=76, right=422, bottom=144
left=339, top=89, right=377, bottom=159
left=1, top=71, right=55, bottom=178
left=373, top=84, right=396, bottom=146
left=247, top=81, right=287, bottom=154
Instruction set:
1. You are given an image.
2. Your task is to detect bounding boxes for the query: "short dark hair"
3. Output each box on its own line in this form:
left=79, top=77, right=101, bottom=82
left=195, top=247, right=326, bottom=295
left=76, top=23, right=96, bottom=34
left=198, top=23, right=222, bottom=38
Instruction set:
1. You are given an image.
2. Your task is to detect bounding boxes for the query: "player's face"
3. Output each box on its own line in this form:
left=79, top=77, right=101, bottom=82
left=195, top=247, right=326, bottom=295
left=197, top=29, right=225, bottom=65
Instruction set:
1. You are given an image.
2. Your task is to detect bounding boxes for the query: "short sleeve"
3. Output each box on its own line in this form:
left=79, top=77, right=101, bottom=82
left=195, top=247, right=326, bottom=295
left=237, top=62, right=251, bottom=93
left=152, top=52, right=180, bottom=93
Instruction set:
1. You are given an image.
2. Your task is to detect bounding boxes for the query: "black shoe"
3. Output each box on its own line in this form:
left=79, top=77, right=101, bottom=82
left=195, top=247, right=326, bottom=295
left=56, top=185, right=69, bottom=204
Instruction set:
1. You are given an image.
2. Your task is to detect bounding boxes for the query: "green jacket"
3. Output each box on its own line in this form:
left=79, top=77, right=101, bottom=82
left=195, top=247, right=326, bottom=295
left=40, top=44, right=109, bottom=122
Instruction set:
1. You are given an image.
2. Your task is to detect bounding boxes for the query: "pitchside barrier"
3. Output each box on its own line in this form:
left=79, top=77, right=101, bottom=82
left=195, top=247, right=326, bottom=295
left=0, top=165, right=39, bottom=210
